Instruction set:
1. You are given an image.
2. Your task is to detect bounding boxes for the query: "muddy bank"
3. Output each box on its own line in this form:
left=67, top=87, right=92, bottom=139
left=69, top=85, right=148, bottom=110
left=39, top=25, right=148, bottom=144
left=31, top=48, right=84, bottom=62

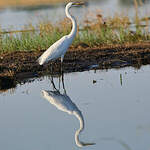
left=1, top=42, right=150, bottom=90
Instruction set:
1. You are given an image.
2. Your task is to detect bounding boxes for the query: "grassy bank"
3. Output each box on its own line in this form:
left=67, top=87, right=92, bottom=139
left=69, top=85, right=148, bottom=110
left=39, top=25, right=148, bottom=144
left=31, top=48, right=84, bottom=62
left=0, top=11, right=150, bottom=53
left=1, top=42, right=150, bottom=91
left=1, top=0, right=150, bottom=90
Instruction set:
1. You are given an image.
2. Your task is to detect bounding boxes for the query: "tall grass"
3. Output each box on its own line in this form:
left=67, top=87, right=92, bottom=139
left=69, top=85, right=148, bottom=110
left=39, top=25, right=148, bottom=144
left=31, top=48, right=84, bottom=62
left=0, top=9, right=150, bottom=53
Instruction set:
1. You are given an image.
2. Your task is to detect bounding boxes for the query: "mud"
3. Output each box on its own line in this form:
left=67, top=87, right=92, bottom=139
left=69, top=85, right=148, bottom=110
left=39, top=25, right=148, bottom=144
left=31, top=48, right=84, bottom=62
left=1, top=42, right=150, bottom=90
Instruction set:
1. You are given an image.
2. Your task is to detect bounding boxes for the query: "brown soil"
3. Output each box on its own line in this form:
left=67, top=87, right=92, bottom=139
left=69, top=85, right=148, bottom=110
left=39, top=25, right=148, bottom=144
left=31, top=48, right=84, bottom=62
left=1, top=42, right=150, bottom=90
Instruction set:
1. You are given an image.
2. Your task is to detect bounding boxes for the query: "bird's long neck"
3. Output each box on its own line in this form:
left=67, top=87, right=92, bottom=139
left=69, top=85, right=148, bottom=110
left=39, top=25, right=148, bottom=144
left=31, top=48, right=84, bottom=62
left=74, top=111, right=85, bottom=147
left=65, top=6, right=77, bottom=39
left=74, top=110, right=95, bottom=147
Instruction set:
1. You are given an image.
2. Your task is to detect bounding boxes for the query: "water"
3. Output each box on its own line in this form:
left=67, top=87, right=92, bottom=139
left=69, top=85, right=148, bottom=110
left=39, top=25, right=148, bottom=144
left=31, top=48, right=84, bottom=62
left=0, top=0, right=150, bottom=30
left=0, top=65, right=150, bottom=150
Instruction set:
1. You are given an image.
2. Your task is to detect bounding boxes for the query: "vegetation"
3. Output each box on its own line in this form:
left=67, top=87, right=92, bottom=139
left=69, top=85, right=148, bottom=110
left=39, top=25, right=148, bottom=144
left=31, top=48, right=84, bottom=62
left=0, top=15, right=149, bottom=53
left=0, top=0, right=146, bottom=8
left=0, top=0, right=150, bottom=53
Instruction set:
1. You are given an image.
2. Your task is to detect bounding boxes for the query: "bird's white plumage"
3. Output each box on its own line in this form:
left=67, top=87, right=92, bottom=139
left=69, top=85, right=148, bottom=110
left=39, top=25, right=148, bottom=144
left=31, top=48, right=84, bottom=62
left=41, top=90, right=78, bottom=114
left=37, top=36, right=71, bottom=65
left=37, top=2, right=81, bottom=65
left=41, top=88, right=95, bottom=147
left=41, top=89, right=84, bottom=147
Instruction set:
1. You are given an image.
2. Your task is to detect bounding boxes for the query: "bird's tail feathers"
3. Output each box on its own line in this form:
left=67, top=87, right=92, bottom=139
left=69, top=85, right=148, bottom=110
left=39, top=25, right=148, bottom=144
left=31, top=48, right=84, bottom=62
left=36, top=56, right=44, bottom=65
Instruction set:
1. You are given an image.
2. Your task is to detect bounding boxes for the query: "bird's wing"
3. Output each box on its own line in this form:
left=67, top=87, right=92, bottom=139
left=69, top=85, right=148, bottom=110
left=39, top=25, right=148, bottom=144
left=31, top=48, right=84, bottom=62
left=42, top=90, right=77, bottom=114
left=37, top=35, right=70, bottom=65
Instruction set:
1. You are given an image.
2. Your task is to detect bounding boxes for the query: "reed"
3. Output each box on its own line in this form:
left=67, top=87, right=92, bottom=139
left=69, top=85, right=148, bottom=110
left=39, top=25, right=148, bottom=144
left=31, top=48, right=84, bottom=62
left=0, top=11, right=150, bottom=53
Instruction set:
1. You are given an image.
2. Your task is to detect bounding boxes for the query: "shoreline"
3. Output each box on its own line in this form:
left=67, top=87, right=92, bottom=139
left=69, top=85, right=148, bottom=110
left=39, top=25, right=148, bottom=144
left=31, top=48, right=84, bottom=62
left=0, top=0, right=66, bottom=9
left=1, top=42, right=150, bottom=90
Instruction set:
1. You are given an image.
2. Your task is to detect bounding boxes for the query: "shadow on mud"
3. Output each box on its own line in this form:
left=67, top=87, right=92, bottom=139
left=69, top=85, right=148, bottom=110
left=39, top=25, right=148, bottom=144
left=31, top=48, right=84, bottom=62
left=0, top=76, right=17, bottom=92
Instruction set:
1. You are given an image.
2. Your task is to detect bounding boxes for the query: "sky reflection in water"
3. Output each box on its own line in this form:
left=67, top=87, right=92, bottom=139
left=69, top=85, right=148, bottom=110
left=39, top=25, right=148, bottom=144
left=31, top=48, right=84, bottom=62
left=0, top=65, right=150, bottom=150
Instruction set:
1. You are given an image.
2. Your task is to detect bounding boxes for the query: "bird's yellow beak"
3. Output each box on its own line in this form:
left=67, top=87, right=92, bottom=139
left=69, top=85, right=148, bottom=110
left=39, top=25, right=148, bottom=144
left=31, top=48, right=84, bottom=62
left=72, top=2, right=85, bottom=6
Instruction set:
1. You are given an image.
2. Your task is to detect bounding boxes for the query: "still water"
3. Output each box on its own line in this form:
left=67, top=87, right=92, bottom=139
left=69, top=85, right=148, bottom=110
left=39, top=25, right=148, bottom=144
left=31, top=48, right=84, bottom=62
left=0, top=65, right=150, bottom=150
left=0, top=0, right=150, bottom=30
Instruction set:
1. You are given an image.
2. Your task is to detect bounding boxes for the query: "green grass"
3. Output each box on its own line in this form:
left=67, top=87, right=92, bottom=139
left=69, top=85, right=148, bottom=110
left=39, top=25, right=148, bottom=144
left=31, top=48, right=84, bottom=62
left=0, top=12, right=150, bottom=53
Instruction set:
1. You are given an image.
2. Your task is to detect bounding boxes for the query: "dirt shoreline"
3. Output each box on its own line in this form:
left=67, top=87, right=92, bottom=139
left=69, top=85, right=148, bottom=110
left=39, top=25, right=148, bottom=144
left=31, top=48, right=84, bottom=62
left=1, top=42, right=150, bottom=90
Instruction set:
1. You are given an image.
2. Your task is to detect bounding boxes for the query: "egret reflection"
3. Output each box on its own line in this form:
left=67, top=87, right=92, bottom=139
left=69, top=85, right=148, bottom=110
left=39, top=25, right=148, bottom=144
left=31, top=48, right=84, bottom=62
left=41, top=76, right=95, bottom=147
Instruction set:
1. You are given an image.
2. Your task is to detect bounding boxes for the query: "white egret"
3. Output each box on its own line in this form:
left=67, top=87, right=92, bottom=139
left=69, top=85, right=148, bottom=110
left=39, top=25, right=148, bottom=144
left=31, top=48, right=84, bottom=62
left=41, top=77, right=95, bottom=147
left=42, top=90, right=95, bottom=147
left=37, top=2, right=84, bottom=66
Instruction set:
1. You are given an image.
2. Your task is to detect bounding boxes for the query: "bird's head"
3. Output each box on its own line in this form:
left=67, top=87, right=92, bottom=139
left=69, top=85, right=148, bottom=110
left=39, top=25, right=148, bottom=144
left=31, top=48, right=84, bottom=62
left=72, top=1, right=85, bottom=6
left=66, top=1, right=85, bottom=8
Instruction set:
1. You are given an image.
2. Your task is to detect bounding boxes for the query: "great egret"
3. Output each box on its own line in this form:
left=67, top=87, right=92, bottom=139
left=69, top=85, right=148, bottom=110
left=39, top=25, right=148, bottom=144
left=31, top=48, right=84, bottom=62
left=41, top=77, right=95, bottom=147
left=37, top=2, right=84, bottom=66
left=42, top=90, right=95, bottom=147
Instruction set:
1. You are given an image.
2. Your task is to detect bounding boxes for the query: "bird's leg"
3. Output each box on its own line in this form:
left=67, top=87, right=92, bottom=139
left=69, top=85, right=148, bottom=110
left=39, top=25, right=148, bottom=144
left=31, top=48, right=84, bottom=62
left=61, top=55, right=64, bottom=75
left=57, top=56, right=64, bottom=90
left=49, top=63, right=58, bottom=91
left=51, top=78, right=58, bottom=91
left=49, top=72, right=58, bottom=91
left=62, top=71, right=66, bottom=94
left=50, top=63, right=53, bottom=75
left=49, top=64, right=53, bottom=87
left=58, top=75, right=61, bottom=90
left=60, top=55, right=66, bottom=93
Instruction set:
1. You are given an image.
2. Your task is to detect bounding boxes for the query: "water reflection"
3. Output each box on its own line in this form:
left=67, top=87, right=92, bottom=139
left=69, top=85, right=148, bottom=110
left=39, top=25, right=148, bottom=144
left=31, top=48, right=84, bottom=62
left=41, top=75, right=95, bottom=147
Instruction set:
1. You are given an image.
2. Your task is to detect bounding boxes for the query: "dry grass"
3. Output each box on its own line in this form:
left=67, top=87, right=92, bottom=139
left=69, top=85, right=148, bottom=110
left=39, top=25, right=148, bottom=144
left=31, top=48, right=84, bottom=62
left=0, top=12, right=149, bottom=53
left=0, top=0, right=86, bottom=8
left=0, top=0, right=150, bottom=52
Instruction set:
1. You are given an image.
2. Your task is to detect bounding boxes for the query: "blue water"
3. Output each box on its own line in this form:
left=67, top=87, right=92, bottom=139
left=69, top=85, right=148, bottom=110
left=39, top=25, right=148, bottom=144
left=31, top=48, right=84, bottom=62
left=0, top=65, right=150, bottom=150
